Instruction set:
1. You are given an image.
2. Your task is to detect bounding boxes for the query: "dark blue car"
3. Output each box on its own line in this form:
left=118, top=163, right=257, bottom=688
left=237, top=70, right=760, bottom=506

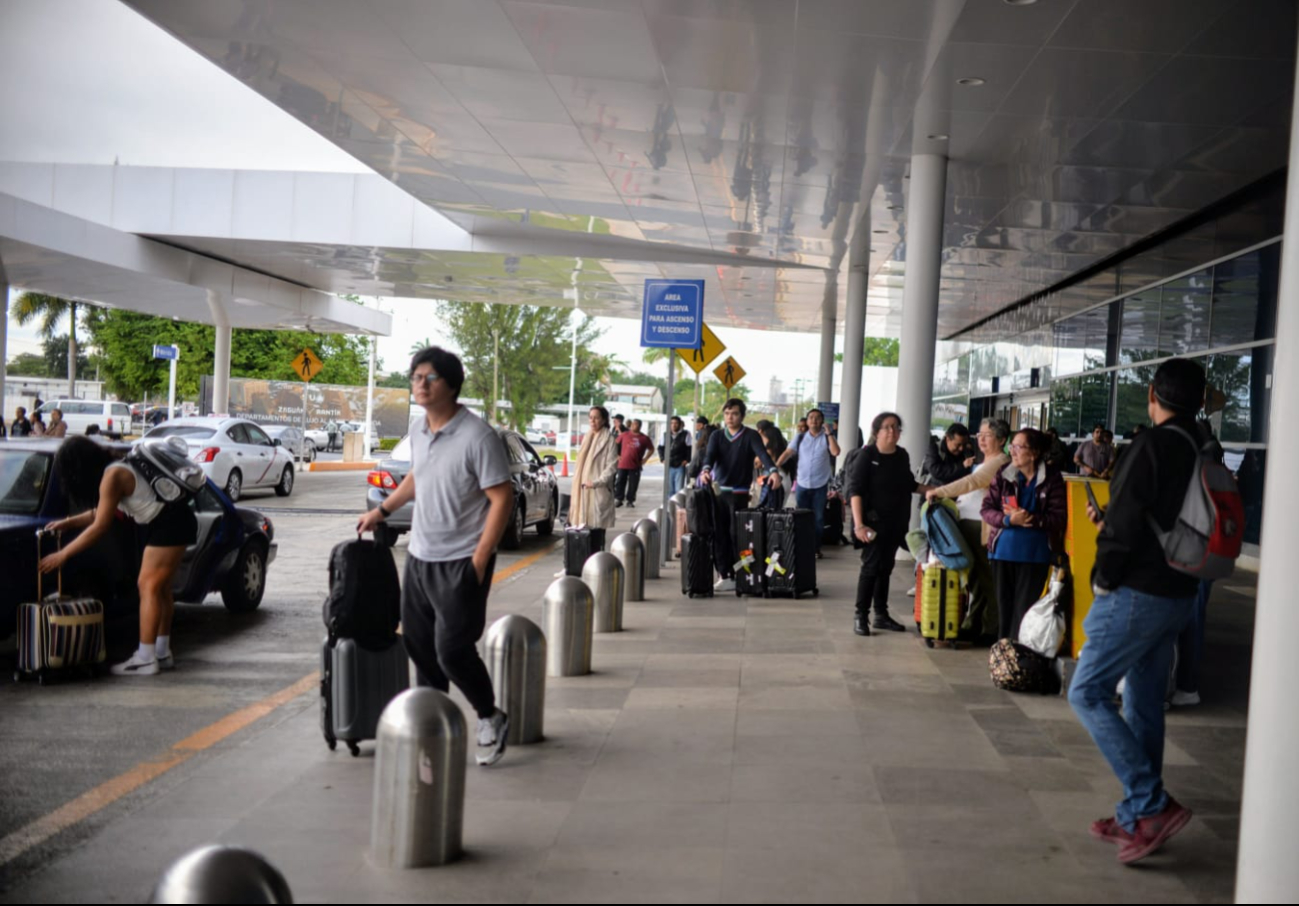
left=0, top=439, right=277, bottom=639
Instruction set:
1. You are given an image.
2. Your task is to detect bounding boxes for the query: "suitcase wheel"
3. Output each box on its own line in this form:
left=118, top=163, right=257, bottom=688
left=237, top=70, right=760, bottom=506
left=326, top=736, right=337, bottom=752
left=925, top=638, right=935, bottom=648
left=348, top=742, right=361, bottom=757
left=812, top=588, right=819, bottom=597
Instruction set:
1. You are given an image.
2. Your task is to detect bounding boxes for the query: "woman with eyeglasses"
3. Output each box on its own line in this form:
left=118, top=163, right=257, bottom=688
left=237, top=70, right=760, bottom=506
left=925, top=418, right=1012, bottom=642
left=849, top=412, right=932, bottom=636
left=980, top=427, right=1067, bottom=642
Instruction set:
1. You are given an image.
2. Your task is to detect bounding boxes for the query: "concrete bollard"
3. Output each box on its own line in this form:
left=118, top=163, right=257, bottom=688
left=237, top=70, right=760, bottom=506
left=582, top=551, right=625, bottom=633
left=648, top=505, right=672, bottom=566
left=610, top=532, right=646, bottom=602
left=151, top=845, right=292, bottom=904
left=485, top=615, right=546, bottom=744
left=370, top=688, right=466, bottom=869
left=542, top=576, right=594, bottom=676
left=633, top=517, right=661, bottom=579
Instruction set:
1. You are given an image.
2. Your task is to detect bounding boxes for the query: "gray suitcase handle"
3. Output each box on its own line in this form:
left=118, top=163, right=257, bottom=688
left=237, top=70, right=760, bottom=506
left=34, top=529, right=63, bottom=600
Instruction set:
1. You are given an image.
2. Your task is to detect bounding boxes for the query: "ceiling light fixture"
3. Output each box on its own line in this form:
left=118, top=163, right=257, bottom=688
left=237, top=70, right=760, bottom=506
left=1003, top=0, right=1038, bottom=5
left=887, top=205, right=903, bottom=211
left=927, top=134, right=949, bottom=141
left=957, top=77, right=986, bottom=86
left=873, top=229, right=888, bottom=234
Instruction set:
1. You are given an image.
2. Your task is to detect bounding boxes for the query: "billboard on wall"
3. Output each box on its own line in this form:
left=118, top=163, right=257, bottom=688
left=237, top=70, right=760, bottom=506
left=200, top=377, right=412, bottom=438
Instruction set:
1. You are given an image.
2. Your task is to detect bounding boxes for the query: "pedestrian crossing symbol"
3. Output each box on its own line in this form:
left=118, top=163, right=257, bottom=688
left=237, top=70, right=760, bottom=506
left=714, top=355, right=745, bottom=390
left=293, top=348, right=323, bottom=382
left=675, top=323, right=725, bottom=375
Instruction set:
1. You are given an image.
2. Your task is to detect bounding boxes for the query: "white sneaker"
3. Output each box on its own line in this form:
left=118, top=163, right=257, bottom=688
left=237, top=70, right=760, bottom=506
left=476, top=710, right=509, bottom=766
left=714, top=577, right=736, bottom=592
left=156, top=652, right=175, bottom=671
left=1170, top=690, right=1200, bottom=707
left=110, top=652, right=159, bottom=676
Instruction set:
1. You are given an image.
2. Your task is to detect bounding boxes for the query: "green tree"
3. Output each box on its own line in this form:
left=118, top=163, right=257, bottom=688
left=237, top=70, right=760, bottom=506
left=436, top=301, right=603, bottom=429
left=42, top=335, right=91, bottom=382
left=378, top=370, right=411, bottom=389
left=12, top=292, right=87, bottom=396
left=83, top=308, right=371, bottom=401
left=835, top=337, right=900, bottom=367
left=7, top=351, right=50, bottom=376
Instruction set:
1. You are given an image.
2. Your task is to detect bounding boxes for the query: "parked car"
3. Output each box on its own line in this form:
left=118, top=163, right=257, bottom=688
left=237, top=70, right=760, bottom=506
left=525, top=428, right=548, bottom=446
left=34, top=399, right=134, bottom=438
left=0, top=438, right=278, bottom=639
left=263, top=424, right=316, bottom=462
left=142, top=417, right=297, bottom=502
left=365, top=428, right=559, bottom=549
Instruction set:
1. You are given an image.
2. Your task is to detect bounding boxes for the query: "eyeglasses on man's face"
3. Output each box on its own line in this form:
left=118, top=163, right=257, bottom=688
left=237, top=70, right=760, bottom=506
left=411, top=371, right=441, bottom=387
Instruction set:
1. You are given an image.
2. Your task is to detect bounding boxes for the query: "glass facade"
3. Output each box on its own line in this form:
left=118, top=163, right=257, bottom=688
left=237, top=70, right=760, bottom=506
left=934, top=180, right=1283, bottom=545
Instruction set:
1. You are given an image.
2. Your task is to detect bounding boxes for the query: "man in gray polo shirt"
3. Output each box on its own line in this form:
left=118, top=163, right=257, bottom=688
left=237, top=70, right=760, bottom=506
left=358, top=346, right=514, bottom=766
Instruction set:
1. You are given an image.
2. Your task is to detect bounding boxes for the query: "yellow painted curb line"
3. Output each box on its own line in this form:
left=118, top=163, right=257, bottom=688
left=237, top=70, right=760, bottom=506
left=308, top=460, right=378, bottom=472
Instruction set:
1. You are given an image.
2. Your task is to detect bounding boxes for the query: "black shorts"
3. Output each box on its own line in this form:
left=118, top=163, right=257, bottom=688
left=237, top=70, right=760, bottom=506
left=141, top=501, right=198, bottom=548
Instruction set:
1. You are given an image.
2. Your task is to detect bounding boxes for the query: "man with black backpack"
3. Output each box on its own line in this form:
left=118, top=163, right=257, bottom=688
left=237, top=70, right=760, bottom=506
left=1068, top=358, right=1209, bottom=864
left=358, top=346, right=514, bottom=766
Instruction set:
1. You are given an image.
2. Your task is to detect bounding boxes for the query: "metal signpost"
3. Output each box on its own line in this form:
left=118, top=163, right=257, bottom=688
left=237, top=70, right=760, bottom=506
left=642, top=279, right=704, bottom=562
left=152, top=344, right=179, bottom=423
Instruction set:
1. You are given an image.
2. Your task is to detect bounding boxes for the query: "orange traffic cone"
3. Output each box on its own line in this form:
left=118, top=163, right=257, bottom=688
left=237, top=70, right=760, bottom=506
left=561, top=452, right=570, bottom=478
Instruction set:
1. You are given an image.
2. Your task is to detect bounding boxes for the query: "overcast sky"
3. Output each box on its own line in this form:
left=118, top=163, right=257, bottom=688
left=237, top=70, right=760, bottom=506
left=2, top=0, right=834, bottom=409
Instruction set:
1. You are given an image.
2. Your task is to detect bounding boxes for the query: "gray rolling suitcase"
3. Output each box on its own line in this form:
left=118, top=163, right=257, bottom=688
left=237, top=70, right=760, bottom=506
left=321, top=635, right=409, bottom=756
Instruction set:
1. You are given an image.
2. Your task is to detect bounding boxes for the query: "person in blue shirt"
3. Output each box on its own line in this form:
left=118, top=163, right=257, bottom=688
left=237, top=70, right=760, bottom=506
left=777, top=408, right=840, bottom=557
left=979, top=428, right=1067, bottom=641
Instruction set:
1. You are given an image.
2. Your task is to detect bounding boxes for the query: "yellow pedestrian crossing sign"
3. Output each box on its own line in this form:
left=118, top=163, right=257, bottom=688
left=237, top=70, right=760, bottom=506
left=714, top=355, right=746, bottom=390
left=293, top=348, right=323, bottom=381
left=675, top=323, right=725, bottom=375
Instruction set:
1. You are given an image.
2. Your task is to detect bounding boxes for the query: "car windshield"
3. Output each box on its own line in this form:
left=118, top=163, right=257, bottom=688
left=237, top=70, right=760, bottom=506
left=146, top=425, right=216, bottom=440
left=0, top=450, right=52, bottom=515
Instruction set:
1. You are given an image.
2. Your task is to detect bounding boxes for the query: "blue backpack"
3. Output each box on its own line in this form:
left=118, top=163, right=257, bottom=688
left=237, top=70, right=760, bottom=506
left=922, top=498, right=974, bottom=571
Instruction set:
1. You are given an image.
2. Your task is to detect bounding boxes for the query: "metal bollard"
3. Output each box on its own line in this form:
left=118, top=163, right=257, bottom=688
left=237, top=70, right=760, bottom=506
left=634, top=517, right=661, bottom=579
left=371, top=688, right=466, bottom=869
left=583, top=551, right=625, bottom=633
left=151, top=845, right=292, bottom=904
left=542, top=576, right=594, bottom=676
left=610, top=532, right=646, bottom=602
left=648, top=505, right=673, bottom=565
left=485, top=615, right=546, bottom=744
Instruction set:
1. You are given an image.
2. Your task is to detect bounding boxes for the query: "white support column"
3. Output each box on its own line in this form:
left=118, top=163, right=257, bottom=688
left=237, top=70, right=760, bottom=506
left=0, top=284, right=8, bottom=417
left=895, top=153, right=947, bottom=456
left=207, top=290, right=231, bottom=416
left=1236, top=43, right=1299, bottom=904
left=818, top=277, right=837, bottom=404
left=839, top=255, right=868, bottom=459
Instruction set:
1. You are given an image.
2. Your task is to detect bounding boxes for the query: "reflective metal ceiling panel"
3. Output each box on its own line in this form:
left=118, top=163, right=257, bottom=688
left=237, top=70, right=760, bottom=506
left=122, top=0, right=1295, bottom=338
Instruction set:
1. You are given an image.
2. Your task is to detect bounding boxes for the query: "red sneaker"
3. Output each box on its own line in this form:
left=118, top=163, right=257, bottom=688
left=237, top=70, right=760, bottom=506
left=1090, top=816, right=1134, bottom=845
left=1117, top=798, right=1192, bottom=864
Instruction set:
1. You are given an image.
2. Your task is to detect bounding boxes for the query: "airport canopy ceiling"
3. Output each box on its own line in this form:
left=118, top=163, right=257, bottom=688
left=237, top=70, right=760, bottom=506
left=124, top=0, right=1295, bottom=338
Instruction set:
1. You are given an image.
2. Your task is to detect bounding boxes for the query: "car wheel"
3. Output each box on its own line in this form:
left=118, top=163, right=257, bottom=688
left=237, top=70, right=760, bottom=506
left=500, top=496, right=524, bottom=550
left=305, top=441, right=316, bottom=463
left=224, top=469, right=242, bottom=502
left=275, top=465, right=294, bottom=497
left=221, top=541, right=266, bottom=613
left=374, top=523, right=397, bottom=549
left=535, top=494, right=556, bottom=536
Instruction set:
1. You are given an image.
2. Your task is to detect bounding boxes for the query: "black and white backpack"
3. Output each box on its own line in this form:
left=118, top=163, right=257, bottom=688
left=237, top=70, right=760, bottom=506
left=127, top=437, right=207, bottom=503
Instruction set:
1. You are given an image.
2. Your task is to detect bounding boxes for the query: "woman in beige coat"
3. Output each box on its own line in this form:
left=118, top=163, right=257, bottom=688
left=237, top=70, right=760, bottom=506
left=568, top=406, right=619, bottom=529
left=925, top=417, right=1011, bottom=642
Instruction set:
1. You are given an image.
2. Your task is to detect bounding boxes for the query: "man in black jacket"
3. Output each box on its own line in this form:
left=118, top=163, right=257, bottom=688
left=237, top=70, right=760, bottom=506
left=1068, top=358, right=1205, bottom=865
left=699, top=399, right=781, bottom=592
left=661, top=416, right=691, bottom=496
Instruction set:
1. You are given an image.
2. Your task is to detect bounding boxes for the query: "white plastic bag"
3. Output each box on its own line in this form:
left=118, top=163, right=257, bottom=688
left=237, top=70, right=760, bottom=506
left=1018, top=566, right=1067, bottom=658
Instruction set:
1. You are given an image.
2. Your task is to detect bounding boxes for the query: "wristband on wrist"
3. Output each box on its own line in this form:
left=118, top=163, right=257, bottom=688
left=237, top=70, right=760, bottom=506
left=377, top=503, right=391, bottom=519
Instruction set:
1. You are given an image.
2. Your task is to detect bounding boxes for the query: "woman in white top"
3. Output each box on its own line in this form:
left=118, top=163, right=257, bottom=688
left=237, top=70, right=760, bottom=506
left=925, top=417, right=1012, bottom=642
left=41, top=436, right=199, bottom=676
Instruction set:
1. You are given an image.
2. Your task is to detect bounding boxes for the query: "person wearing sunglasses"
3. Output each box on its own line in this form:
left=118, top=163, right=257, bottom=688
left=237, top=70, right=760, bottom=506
left=980, top=427, right=1067, bottom=642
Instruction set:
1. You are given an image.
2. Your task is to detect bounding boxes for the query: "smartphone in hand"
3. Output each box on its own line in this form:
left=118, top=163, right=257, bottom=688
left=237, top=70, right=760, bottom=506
left=1084, top=481, right=1105, bottom=519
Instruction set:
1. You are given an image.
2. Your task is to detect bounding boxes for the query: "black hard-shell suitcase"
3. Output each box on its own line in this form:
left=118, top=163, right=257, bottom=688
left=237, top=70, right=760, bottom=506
left=763, top=509, right=818, bottom=598
left=680, top=533, right=714, bottom=598
left=321, top=635, right=410, bottom=756
left=686, top=488, right=717, bottom=536
left=564, top=526, right=606, bottom=576
left=733, top=508, right=766, bottom=597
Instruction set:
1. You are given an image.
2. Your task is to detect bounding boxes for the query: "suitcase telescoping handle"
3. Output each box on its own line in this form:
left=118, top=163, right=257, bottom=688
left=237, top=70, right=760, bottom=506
left=34, top=528, right=63, bottom=600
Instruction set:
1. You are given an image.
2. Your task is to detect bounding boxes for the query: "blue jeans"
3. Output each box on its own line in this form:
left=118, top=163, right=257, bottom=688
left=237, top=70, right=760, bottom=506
left=795, top=484, right=828, bottom=550
left=1068, top=586, right=1195, bottom=830
left=669, top=466, right=687, bottom=496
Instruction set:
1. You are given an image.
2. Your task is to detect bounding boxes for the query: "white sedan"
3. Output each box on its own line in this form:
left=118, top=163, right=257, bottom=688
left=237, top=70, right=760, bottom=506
left=143, top=417, right=298, bottom=501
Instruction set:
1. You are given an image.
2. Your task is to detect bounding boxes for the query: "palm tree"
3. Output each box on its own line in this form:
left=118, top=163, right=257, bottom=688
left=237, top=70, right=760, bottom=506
left=409, top=337, right=433, bottom=355
left=13, top=292, right=83, bottom=397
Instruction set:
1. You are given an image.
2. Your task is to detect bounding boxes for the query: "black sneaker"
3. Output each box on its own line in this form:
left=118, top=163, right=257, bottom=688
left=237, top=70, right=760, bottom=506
left=854, top=614, right=871, bottom=636
left=615, top=501, right=625, bottom=508
left=872, top=614, right=907, bottom=632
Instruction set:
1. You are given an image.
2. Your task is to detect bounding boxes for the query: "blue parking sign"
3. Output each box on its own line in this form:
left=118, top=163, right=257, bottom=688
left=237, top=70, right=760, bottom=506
left=641, top=280, right=704, bottom=349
